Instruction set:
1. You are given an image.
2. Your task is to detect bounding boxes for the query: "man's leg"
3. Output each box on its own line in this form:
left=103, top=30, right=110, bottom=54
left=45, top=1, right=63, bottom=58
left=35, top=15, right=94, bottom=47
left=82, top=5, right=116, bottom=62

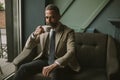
left=13, top=59, right=48, bottom=80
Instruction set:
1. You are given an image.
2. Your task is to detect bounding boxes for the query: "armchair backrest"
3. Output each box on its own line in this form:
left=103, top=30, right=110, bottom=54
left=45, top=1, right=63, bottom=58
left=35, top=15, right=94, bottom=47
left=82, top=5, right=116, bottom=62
left=75, top=33, right=118, bottom=69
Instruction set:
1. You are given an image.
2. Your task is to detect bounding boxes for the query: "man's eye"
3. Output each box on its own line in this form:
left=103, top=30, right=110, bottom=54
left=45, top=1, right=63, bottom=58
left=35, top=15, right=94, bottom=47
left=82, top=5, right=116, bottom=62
left=46, top=17, right=48, bottom=19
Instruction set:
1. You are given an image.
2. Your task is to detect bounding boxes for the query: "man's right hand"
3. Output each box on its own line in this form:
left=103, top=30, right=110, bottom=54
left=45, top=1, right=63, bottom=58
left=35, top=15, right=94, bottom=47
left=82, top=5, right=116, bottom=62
left=33, top=26, right=45, bottom=36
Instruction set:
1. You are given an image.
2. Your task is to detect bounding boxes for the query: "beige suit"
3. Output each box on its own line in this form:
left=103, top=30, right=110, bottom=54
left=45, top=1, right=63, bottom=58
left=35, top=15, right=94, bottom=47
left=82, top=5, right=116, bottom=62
left=13, top=23, right=80, bottom=72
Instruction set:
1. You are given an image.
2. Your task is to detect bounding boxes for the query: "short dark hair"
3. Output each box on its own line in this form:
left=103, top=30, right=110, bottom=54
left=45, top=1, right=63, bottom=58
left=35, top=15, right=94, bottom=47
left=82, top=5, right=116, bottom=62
left=45, top=4, right=60, bottom=15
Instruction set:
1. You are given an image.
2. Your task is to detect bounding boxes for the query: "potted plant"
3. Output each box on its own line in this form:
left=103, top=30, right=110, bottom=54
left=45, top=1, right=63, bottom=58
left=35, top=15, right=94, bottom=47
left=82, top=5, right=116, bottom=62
left=0, top=2, right=4, bottom=11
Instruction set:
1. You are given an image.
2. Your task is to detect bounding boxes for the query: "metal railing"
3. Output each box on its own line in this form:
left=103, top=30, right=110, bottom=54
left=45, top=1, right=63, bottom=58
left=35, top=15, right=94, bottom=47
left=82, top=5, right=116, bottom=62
left=0, top=29, right=7, bottom=59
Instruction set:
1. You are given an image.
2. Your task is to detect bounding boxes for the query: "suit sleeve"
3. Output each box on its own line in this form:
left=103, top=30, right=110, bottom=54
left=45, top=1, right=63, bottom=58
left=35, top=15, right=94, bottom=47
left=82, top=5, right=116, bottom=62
left=25, top=33, right=40, bottom=49
left=13, top=33, right=40, bottom=66
left=55, top=29, right=75, bottom=67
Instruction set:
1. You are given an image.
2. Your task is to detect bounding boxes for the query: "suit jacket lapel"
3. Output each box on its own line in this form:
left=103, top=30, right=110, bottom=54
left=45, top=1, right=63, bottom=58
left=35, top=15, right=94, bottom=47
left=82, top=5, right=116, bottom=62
left=55, top=26, right=64, bottom=52
left=56, top=31, right=63, bottom=49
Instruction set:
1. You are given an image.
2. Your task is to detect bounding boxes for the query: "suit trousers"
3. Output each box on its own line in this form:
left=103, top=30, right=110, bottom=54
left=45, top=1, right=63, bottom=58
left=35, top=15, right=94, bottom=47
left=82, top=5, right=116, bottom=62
left=13, top=59, right=77, bottom=80
left=13, top=59, right=48, bottom=80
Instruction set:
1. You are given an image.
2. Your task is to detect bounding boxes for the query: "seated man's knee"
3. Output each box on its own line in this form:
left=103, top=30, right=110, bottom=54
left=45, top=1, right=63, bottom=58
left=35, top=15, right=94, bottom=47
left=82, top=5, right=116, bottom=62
left=18, top=63, right=29, bottom=72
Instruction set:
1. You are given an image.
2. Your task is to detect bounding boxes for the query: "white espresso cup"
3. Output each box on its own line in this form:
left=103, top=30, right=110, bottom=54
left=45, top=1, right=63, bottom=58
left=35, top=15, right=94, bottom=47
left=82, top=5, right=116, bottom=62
left=42, top=25, right=51, bottom=32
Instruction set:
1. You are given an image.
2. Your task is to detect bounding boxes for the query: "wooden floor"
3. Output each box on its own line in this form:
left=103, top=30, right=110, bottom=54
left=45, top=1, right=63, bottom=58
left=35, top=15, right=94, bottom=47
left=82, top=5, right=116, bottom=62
left=0, top=58, right=15, bottom=80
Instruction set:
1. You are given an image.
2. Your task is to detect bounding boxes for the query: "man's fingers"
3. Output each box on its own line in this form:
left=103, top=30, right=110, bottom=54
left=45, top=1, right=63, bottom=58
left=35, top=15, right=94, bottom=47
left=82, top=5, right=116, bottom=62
left=42, top=64, right=58, bottom=77
left=34, top=26, right=44, bottom=36
left=42, top=66, right=51, bottom=77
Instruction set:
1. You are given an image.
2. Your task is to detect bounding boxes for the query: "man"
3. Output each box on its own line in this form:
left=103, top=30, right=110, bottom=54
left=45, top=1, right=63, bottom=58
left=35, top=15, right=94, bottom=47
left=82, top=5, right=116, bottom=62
left=13, top=4, right=80, bottom=80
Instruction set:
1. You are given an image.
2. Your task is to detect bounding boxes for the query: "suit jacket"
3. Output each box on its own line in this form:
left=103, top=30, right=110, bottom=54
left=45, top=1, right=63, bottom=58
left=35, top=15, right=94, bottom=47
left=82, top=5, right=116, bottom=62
left=13, top=23, right=80, bottom=72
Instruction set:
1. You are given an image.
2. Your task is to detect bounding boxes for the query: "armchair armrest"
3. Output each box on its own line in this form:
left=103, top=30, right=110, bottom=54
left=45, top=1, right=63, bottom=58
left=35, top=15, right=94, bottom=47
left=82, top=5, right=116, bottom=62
left=107, top=36, right=119, bottom=79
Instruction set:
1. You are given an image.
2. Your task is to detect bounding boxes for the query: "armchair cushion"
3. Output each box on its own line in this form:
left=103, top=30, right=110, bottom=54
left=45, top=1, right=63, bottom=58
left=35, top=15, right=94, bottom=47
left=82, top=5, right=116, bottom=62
left=75, top=33, right=107, bottom=68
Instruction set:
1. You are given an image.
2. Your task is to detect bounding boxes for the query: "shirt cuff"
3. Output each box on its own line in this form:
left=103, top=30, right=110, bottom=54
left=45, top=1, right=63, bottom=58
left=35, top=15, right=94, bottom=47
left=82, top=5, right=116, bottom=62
left=55, top=61, right=64, bottom=68
left=31, top=33, right=35, bottom=39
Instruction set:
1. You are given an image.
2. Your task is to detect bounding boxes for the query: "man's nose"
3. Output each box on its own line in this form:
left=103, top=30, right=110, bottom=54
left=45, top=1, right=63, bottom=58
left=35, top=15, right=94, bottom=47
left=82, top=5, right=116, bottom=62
left=48, top=18, right=52, bottom=23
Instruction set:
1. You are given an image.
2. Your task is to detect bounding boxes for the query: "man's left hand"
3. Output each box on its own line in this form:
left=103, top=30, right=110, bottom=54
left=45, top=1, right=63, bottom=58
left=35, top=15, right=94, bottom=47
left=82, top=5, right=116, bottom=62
left=42, top=63, right=59, bottom=77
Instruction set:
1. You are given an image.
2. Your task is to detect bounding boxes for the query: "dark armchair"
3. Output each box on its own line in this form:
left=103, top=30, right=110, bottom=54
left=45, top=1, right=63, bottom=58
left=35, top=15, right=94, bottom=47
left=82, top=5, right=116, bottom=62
left=72, top=33, right=119, bottom=80
left=13, top=33, right=119, bottom=80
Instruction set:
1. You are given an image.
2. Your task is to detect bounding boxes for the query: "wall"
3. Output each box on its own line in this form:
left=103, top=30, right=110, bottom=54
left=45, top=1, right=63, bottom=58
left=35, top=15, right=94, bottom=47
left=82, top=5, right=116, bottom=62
left=53, top=0, right=120, bottom=38
left=89, top=0, right=120, bottom=38
left=21, top=0, right=45, bottom=45
left=53, top=0, right=110, bottom=32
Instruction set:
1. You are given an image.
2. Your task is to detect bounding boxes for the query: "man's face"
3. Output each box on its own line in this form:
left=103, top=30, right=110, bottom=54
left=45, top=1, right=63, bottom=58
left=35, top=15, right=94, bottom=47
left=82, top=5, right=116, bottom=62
left=45, top=10, right=60, bottom=27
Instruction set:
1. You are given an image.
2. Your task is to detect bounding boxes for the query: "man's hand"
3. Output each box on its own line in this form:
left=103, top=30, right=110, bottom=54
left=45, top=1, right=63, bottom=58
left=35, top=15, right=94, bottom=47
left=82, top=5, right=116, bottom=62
left=33, top=26, right=45, bottom=36
left=42, top=63, right=59, bottom=77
